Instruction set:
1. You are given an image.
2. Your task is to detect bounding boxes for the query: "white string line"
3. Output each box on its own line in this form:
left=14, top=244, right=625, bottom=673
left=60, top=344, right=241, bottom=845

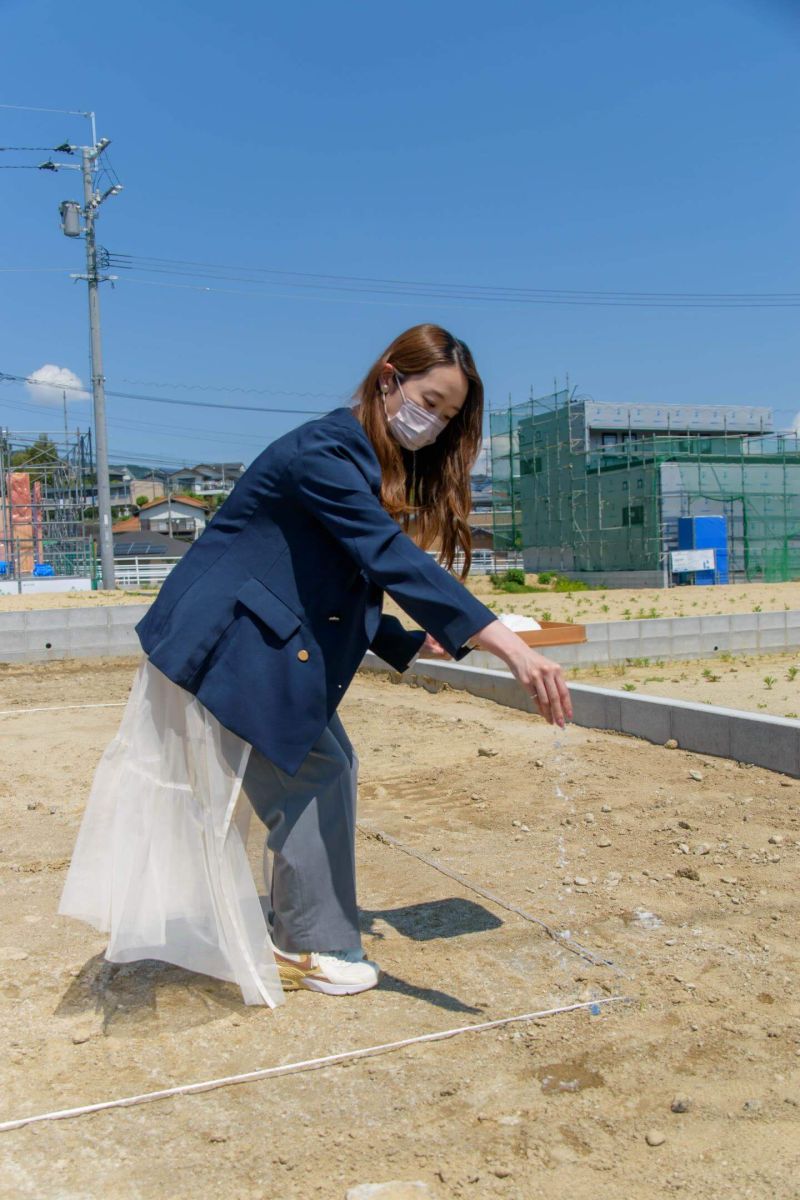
left=0, top=996, right=630, bottom=1134
left=0, top=703, right=624, bottom=973
left=0, top=701, right=126, bottom=717
left=358, top=823, right=625, bottom=975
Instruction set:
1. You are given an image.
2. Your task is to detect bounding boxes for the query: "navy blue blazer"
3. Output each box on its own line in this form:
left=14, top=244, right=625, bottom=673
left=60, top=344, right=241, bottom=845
left=136, top=405, right=496, bottom=775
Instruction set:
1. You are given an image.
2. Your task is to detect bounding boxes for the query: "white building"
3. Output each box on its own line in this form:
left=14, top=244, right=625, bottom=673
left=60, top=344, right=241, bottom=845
left=166, top=462, right=246, bottom=498
left=139, top=495, right=210, bottom=541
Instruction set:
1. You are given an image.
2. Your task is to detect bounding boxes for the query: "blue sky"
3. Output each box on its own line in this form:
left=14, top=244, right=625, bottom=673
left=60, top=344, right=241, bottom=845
left=1, top=0, right=798, bottom=468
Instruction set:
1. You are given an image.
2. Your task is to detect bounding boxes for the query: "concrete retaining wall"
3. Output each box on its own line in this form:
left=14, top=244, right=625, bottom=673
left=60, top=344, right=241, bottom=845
left=469, top=609, right=800, bottom=671
left=520, top=560, right=665, bottom=589
left=362, top=653, right=800, bottom=777
left=0, top=604, right=148, bottom=662
left=0, top=604, right=796, bottom=775
left=1, top=604, right=798, bottom=672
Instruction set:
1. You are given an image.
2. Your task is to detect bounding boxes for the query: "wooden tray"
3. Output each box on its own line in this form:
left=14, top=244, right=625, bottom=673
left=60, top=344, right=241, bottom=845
left=417, top=619, right=587, bottom=659
left=514, top=620, right=586, bottom=647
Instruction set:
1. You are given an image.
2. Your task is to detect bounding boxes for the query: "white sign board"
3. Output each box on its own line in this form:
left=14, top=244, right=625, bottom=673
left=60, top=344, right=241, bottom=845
left=0, top=576, right=92, bottom=596
left=670, top=549, right=716, bottom=573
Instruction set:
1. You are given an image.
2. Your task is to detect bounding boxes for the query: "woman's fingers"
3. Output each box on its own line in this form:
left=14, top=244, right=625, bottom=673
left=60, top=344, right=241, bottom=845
left=521, top=656, right=571, bottom=726
left=543, top=669, right=566, bottom=727
left=531, top=674, right=553, bottom=723
left=556, top=670, right=573, bottom=721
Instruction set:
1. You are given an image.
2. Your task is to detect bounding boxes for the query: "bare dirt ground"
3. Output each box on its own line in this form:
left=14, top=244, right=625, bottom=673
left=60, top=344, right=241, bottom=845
left=3, top=577, right=800, bottom=626
left=386, top=578, right=800, bottom=628
left=0, top=589, right=154, bottom=612
left=572, top=650, right=800, bottom=720
left=0, top=657, right=798, bottom=1199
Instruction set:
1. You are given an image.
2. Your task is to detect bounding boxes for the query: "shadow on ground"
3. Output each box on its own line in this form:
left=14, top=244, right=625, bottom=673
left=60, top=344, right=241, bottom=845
left=360, top=896, right=503, bottom=941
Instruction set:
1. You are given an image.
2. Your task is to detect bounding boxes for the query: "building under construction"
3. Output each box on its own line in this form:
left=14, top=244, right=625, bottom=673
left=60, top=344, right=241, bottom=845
left=0, top=429, right=95, bottom=589
left=490, top=390, right=800, bottom=585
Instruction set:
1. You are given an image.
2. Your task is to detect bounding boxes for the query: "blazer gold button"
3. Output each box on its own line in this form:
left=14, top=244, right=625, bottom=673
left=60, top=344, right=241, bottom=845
left=297, top=649, right=310, bottom=662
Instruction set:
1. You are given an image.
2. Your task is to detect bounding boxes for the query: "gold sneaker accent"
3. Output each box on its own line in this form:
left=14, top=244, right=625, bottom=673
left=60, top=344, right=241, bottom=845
left=274, top=950, right=380, bottom=995
left=275, top=952, right=318, bottom=991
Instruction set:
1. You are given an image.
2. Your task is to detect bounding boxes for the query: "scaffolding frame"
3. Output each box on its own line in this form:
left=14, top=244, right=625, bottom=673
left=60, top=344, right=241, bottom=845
left=0, top=428, right=96, bottom=589
left=490, top=391, right=800, bottom=584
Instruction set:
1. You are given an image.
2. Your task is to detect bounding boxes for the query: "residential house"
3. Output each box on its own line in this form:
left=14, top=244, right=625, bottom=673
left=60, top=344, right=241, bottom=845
left=165, top=462, right=246, bottom=499
left=138, top=494, right=210, bottom=541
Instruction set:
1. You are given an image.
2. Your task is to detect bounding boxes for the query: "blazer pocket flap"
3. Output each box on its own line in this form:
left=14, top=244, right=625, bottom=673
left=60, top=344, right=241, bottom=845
left=236, top=577, right=302, bottom=641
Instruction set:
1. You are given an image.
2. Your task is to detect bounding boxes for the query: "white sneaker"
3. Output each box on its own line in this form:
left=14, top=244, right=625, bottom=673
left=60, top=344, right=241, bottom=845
left=274, top=948, right=381, bottom=995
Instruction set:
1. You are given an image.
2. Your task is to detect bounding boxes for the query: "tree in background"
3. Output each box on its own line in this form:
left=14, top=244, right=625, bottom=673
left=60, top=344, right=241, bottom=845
left=11, top=434, right=61, bottom=482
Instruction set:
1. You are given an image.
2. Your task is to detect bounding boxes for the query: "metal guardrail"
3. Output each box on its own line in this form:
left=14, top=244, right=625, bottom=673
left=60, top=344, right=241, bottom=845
left=114, top=556, right=183, bottom=586
left=114, top=549, right=519, bottom=590
left=431, top=550, right=524, bottom=576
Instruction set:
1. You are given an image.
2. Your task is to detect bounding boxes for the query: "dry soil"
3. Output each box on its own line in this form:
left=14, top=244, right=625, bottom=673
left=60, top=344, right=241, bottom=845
left=0, top=657, right=798, bottom=1199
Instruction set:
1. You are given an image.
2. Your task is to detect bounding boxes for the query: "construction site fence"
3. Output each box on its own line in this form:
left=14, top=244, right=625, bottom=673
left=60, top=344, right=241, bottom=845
left=489, top=391, right=800, bottom=583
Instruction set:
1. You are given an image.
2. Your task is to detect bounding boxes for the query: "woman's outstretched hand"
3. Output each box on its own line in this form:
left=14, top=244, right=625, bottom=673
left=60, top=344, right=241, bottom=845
left=469, top=619, right=573, bottom=728
left=421, top=633, right=452, bottom=659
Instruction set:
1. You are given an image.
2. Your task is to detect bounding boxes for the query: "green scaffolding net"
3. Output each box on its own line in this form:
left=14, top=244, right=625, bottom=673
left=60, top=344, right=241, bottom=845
left=490, top=393, right=800, bottom=582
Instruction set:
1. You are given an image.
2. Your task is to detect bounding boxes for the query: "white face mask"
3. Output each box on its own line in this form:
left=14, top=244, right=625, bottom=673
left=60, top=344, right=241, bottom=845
left=383, top=374, right=448, bottom=451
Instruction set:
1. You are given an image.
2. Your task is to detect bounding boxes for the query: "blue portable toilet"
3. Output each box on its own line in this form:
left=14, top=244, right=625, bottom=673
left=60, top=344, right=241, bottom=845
left=677, top=515, right=728, bottom=585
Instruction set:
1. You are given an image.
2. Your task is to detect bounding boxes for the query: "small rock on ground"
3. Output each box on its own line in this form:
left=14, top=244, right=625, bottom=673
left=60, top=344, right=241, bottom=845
left=645, top=1130, right=666, bottom=1147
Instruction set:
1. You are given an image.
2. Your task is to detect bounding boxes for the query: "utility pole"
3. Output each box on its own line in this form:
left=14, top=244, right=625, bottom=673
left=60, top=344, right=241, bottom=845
left=80, top=141, right=116, bottom=589
left=50, top=121, right=121, bottom=589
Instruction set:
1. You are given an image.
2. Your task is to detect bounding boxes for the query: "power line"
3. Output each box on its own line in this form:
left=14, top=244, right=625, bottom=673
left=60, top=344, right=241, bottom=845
left=0, top=103, right=92, bottom=116
left=107, top=250, right=800, bottom=307
left=119, top=272, right=800, bottom=313
left=0, top=371, right=329, bottom=415
left=0, top=267, right=73, bottom=273
left=120, top=275, right=440, bottom=312
left=0, top=393, right=270, bottom=447
left=117, top=376, right=346, bottom=400
left=6, top=250, right=797, bottom=309
left=106, top=447, right=208, bottom=466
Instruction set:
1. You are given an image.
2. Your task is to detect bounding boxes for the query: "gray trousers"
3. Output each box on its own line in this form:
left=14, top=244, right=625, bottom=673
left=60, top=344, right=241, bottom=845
left=240, top=712, right=362, bottom=954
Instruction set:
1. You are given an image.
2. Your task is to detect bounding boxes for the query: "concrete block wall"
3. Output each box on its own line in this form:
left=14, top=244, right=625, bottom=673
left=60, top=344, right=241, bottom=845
left=468, top=609, right=800, bottom=671
left=1, top=603, right=798, bottom=672
left=520, top=564, right=665, bottom=589
left=362, top=653, right=800, bottom=777
left=1, top=604, right=796, bottom=775
left=0, top=605, right=148, bottom=663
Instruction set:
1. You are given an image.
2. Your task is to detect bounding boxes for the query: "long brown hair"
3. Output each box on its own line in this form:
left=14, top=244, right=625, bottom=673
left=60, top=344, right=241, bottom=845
left=354, top=324, right=484, bottom=579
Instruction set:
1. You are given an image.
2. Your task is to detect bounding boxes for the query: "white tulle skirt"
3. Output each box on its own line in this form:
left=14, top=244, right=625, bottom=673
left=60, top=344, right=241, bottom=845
left=58, top=657, right=284, bottom=1007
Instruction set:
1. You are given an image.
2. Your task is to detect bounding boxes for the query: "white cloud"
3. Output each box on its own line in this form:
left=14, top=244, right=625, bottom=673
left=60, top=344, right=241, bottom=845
left=25, top=364, right=89, bottom=405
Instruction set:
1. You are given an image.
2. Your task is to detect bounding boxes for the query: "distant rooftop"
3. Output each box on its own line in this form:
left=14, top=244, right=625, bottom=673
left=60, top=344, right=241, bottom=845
left=139, top=493, right=209, bottom=511
left=582, top=400, right=773, bottom=434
